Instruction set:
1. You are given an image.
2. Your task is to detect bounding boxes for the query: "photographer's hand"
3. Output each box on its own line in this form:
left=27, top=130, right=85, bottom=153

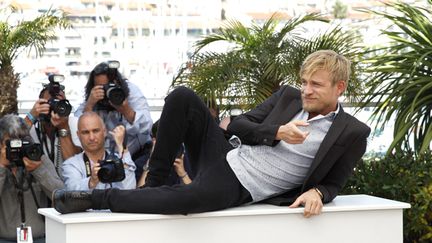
left=0, top=151, right=10, bottom=168
left=51, top=113, right=81, bottom=160
left=84, top=85, right=105, bottom=112
left=51, top=112, right=69, bottom=129
left=113, top=99, right=136, bottom=124
left=89, top=161, right=100, bottom=189
left=23, top=157, right=42, bottom=172
left=109, top=125, right=126, bottom=155
left=30, top=98, right=50, bottom=119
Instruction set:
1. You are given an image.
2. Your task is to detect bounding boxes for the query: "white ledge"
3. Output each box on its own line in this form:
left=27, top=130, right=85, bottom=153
left=38, top=194, right=411, bottom=243
left=39, top=194, right=410, bottom=224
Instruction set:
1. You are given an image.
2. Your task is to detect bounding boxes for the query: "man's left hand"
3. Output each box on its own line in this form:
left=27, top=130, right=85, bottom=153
left=288, top=188, right=323, bottom=218
left=112, top=99, right=136, bottom=124
left=51, top=112, right=69, bottom=129
left=109, top=125, right=126, bottom=154
left=23, top=157, right=42, bottom=172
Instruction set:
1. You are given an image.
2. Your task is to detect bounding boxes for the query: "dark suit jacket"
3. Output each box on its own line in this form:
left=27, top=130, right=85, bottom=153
left=226, top=85, right=371, bottom=205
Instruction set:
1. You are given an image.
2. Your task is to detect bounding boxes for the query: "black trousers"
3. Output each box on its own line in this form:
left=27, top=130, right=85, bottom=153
left=92, top=87, right=252, bottom=214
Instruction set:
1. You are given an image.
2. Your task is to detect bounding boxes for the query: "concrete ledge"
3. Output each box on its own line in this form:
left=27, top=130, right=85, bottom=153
left=39, top=194, right=410, bottom=243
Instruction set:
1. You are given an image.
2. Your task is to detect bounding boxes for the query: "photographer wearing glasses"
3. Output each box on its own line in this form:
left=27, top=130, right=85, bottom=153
left=0, top=114, right=64, bottom=242
left=74, top=61, right=153, bottom=182
left=25, top=74, right=82, bottom=178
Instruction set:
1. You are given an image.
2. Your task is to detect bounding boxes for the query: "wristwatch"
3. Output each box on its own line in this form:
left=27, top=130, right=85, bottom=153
left=58, top=129, right=70, bottom=137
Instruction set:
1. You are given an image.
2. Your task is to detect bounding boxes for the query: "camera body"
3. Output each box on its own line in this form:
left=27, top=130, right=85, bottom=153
left=102, top=82, right=126, bottom=106
left=6, top=139, right=43, bottom=167
left=41, top=74, right=72, bottom=120
left=97, top=154, right=125, bottom=183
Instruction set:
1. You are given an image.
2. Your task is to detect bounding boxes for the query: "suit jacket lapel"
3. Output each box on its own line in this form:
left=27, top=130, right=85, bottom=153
left=304, top=108, right=349, bottom=181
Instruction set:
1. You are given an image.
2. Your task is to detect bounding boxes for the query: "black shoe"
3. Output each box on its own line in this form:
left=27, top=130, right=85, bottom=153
left=52, top=189, right=93, bottom=214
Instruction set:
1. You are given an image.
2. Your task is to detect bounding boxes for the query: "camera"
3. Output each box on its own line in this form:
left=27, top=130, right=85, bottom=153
left=47, top=98, right=72, bottom=117
left=6, top=139, right=43, bottom=167
left=47, top=74, right=64, bottom=95
left=102, top=82, right=126, bottom=106
left=41, top=74, right=72, bottom=119
left=93, top=61, right=127, bottom=110
left=97, top=153, right=125, bottom=183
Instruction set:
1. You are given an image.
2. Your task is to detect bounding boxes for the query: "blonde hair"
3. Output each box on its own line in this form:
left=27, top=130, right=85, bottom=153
left=300, top=50, right=351, bottom=86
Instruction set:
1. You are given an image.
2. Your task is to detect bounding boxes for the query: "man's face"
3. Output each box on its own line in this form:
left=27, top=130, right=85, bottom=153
left=94, top=74, right=109, bottom=86
left=301, top=69, right=346, bottom=117
left=77, top=115, right=106, bottom=153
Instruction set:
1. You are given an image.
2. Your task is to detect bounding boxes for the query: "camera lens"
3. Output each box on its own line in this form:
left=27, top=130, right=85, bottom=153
left=98, top=163, right=117, bottom=183
left=107, top=87, right=126, bottom=105
left=97, top=155, right=125, bottom=183
left=49, top=99, right=72, bottom=117
left=24, top=144, right=43, bottom=161
left=55, top=100, right=72, bottom=117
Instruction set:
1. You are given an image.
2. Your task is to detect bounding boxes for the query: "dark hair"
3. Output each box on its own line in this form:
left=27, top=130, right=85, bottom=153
left=38, top=87, right=50, bottom=99
left=84, top=62, right=130, bottom=101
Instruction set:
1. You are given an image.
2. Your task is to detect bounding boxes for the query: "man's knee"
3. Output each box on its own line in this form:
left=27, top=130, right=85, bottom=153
left=167, top=86, right=196, bottom=101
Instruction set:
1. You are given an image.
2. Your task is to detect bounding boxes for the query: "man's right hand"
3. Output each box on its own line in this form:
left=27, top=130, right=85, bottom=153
left=85, top=85, right=105, bottom=111
left=88, top=161, right=101, bottom=189
left=23, top=157, right=42, bottom=172
left=276, top=120, right=310, bottom=144
left=30, top=98, right=51, bottom=118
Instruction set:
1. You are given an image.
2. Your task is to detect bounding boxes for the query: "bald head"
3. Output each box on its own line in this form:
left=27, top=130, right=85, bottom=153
left=78, top=112, right=105, bottom=131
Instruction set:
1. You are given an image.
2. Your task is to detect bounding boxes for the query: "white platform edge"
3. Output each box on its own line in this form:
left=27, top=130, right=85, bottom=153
left=38, top=194, right=411, bottom=224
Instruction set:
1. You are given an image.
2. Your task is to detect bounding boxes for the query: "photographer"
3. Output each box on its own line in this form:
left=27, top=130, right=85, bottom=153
left=25, top=74, right=82, bottom=178
left=74, top=61, right=152, bottom=181
left=0, top=114, right=64, bottom=242
left=62, top=112, right=136, bottom=190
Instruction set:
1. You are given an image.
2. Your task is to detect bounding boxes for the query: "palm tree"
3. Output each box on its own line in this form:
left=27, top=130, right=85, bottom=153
left=172, top=13, right=364, bottom=112
left=360, top=0, right=432, bottom=155
left=0, top=6, right=70, bottom=116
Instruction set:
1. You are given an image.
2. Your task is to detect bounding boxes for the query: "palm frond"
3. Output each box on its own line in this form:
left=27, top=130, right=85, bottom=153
left=173, top=13, right=363, bottom=114
left=360, top=1, right=432, bottom=155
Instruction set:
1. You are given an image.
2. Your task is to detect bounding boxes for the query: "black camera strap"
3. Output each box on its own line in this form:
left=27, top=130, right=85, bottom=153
left=10, top=167, right=40, bottom=224
left=82, top=153, right=92, bottom=178
left=35, top=121, right=56, bottom=163
left=15, top=172, right=26, bottom=224
left=82, top=151, right=108, bottom=177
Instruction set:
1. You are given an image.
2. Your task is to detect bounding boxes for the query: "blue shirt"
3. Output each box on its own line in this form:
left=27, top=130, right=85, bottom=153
left=62, top=151, right=136, bottom=190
